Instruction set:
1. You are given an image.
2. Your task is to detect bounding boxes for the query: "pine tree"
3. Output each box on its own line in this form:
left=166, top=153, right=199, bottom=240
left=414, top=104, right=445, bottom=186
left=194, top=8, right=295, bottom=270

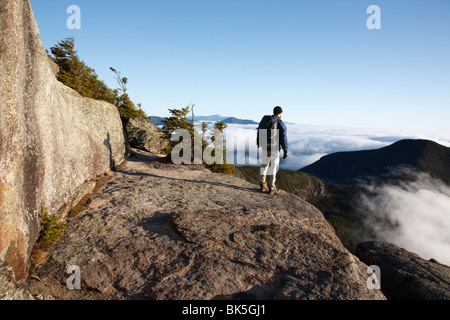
left=161, top=106, right=195, bottom=156
left=161, top=108, right=234, bottom=174
left=206, top=121, right=234, bottom=175
left=50, top=37, right=116, bottom=104
left=50, top=37, right=147, bottom=121
left=213, top=121, right=227, bottom=133
left=110, top=67, right=147, bottom=121
left=201, top=121, right=209, bottom=153
left=162, top=106, right=195, bottom=137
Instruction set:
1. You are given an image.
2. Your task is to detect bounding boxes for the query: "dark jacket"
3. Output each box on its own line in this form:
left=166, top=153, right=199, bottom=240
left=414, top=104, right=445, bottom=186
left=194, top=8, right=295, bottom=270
left=277, top=118, right=288, bottom=153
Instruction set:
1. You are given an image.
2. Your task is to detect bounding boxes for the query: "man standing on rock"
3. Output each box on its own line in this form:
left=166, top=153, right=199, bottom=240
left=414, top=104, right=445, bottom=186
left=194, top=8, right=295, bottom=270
left=258, top=106, right=288, bottom=195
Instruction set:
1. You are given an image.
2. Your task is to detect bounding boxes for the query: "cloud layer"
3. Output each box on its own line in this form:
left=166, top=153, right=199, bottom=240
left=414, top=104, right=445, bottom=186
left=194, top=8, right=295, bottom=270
left=221, top=123, right=450, bottom=170
left=359, top=172, right=450, bottom=266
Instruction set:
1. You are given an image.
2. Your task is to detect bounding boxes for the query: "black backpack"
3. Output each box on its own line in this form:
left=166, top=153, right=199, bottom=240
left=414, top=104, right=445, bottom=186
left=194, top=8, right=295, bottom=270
left=257, top=115, right=279, bottom=149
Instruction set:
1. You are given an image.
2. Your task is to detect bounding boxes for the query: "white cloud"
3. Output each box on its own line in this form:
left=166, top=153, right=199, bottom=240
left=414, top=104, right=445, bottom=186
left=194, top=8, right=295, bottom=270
left=221, top=123, right=450, bottom=170
left=359, top=172, right=450, bottom=266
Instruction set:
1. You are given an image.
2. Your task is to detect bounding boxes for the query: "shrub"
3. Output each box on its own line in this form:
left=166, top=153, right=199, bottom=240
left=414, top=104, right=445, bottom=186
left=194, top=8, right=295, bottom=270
left=38, top=208, right=67, bottom=243
left=207, top=162, right=235, bottom=176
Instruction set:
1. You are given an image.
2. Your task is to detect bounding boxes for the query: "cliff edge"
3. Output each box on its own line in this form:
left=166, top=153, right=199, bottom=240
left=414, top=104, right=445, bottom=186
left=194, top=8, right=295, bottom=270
left=24, top=151, right=386, bottom=300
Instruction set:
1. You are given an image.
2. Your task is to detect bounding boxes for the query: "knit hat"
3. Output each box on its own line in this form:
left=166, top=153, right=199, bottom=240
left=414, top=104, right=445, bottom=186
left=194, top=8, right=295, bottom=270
left=273, top=106, right=283, bottom=115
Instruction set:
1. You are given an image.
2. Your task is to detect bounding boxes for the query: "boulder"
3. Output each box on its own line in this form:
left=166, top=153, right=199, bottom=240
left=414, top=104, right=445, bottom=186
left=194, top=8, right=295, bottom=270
left=0, top=0, right=126, bottom=281
left=125, top=117, right=169, bottom=154
left=356, top=241, right=450, bottom=300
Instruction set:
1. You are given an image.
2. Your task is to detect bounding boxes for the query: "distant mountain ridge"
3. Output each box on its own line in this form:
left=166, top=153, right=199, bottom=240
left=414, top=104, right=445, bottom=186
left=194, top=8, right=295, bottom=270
left=194, top=114, right=227, bottom=122
left=149, top=115, right=258, bottom=126
left=222, top=117, right=258, bottom=125
left=148, top=116, right=165, bottom=126
left=299, top=139, right=450, bottom=185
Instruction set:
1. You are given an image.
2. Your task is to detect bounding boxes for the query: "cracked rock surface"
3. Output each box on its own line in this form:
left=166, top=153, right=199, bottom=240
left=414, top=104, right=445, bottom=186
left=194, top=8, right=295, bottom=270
left=24, top=150, right=385, bottom=300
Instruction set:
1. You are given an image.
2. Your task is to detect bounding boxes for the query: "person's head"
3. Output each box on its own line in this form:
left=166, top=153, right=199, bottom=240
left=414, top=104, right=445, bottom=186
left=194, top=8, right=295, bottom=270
left=274, top=106, right=283, bottom=118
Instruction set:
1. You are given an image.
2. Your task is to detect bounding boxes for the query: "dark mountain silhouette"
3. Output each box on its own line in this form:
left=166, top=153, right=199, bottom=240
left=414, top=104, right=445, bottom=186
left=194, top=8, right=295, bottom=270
left=301, top=139, right=450, bottom=252
left=299, top=139, right=450, bottom=185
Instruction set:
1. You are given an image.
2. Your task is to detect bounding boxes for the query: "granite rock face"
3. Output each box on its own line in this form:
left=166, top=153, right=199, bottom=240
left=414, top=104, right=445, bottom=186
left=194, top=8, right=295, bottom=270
left=356, top=241, right=450, bottom=300
left=125, top=117, right=169, bottom=154
left=0, top=261, right=35, bottom=300
left=26, top=151, right=386, bottom=300
left=0, top=0, right=125, bottom=281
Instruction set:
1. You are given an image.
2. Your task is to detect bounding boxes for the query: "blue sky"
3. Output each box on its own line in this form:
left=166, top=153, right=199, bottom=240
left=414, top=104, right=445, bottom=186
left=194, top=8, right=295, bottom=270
left=30, top=0, right=450, bottom=131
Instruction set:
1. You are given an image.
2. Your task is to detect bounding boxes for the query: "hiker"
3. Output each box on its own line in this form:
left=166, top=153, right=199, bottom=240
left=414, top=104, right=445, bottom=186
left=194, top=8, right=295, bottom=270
left=257, top=106, right=288, bottom=195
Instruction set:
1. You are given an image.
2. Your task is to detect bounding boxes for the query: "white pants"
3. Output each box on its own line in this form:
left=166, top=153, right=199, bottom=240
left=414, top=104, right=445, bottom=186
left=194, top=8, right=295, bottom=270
left=259, top=149, right=280, bottom=190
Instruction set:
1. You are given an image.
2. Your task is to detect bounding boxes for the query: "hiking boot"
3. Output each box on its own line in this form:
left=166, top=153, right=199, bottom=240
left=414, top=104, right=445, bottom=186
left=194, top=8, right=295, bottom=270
left=269, top=188, right=280, bottom=195
left=260, top=182, right=269, bottom=193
